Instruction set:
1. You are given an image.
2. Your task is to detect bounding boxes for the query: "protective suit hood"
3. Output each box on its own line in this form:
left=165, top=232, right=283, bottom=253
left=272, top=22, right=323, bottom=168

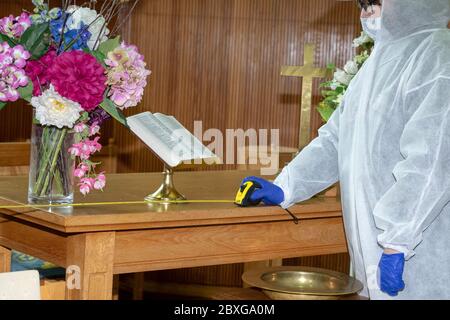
left=378, top=0, right=450, bottom=43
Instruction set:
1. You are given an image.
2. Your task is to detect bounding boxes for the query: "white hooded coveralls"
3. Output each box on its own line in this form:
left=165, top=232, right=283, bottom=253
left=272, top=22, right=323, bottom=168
left=274, top=0, right=450, bottom=299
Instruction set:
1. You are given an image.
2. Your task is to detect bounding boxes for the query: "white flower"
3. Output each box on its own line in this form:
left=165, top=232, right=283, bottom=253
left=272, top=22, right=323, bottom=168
left=66, top=6, right=110, bottom=50
left=353, top=31, right=373, bottom=48
left=333, top=69, right=354, bottom=86
left=343, top=60, right=359, bottom=75
left=31, top=85, right=83, bottom=129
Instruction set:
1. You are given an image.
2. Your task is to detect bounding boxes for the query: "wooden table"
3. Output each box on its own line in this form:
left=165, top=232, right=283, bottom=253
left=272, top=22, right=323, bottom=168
left=0, top=171, right=347, bottom=300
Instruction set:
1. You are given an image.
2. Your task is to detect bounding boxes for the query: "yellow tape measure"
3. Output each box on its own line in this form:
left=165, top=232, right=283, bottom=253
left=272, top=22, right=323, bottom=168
left=0, top=199, right=236, bottom=210
left=234, top=181, right=262, bottom=207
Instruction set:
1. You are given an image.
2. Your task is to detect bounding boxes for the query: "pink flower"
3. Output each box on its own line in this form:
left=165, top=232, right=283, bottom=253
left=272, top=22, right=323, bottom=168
left=11, top=45, right=30, bottom=68
left=74, top=122, right=88, bottom=133
left=93, top=173, right=106, bottom=190
left=0, top=13, right=31, bottom=38
left=25, top=49, right=57, bottom=96
left=80, top=177, right=95, bottom=188
left=89, top=122, right=100, bottom=136
left=79, top=177, right=96, bottom=195
left=48, top=51, right=107, bottom=111
left=79, top=183, right=91, bottom=196
left=68, top=144, right=82, bottom=157
left=74, top=168, right=86, bottom=178
left=79, top=163, right=89, bottom=172
left=80, top=152, right=91, bottom=161
left=105, top=42, right=151, bottom=109
left=0, top=42, right=30, bottom=102
left=88, top=137, right=102, bottom=153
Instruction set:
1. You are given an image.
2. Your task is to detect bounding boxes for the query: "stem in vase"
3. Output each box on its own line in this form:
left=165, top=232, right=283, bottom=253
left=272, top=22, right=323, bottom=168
left=39, top=128, right=68, bottom=197
left=33, top=127, right=53, bottom=195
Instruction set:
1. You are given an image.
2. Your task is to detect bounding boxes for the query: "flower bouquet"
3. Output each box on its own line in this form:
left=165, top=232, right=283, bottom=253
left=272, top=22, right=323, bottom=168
left=0, top=0, right=150, bottom=204
left=317, top=32, right=374, bottom=122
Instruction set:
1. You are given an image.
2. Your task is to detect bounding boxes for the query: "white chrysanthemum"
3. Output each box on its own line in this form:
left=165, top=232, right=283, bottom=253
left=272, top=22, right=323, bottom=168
left=334, top=69, right=354, bottom=86
left=31, top=85, right=83, bottom=129
left=66, top=6, right=110, bottom=50
left=344, top=60, right=359, bottom=75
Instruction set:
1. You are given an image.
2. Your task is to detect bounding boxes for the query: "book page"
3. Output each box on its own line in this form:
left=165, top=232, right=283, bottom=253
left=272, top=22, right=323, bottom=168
left=154, top=113, right=216, bottom=161
left=127, top=112, right=183, bottom=167
left=127, top=112, right=219, bottom=167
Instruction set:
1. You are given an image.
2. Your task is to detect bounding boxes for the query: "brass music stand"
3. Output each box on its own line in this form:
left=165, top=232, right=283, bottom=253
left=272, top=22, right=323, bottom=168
left=144, top=158, right=222, bottom=204
left=145, top=165, right=186, bottom=203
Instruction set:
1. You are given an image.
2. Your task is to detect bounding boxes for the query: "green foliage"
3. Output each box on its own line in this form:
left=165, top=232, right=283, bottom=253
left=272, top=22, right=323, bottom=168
left=18, top=83, right=34, bottom=102
left=317, top=34, right=374, bottom=122
left=19, top=23, right=50, bottom=59
left=83, top=48, right=107, bottom=67
left=317, top=103, right=336, bottom=122
left=100, top=98, right=128, bottom=128
left=91, top=50, right=107, bottom=67
left=0, top=34, right=16, bottom=47
left=78, top=112, right=89, bottom=123
left=98, top=36, right=121, bottom=57
left=0, top=101, right=6, bottom=111
left=85, top=36, right=119, bottom=67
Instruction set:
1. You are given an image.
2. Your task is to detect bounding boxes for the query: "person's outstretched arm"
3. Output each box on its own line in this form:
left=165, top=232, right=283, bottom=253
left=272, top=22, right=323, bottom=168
left=274, top=103, right=342, bottom=209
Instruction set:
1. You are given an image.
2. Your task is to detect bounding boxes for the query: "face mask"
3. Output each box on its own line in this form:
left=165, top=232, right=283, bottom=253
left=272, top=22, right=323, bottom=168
left=361, top=16, right=382, bottom=41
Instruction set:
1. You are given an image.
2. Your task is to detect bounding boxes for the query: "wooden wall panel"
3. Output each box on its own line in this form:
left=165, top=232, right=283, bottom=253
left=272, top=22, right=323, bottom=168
left=0, top=0, right=34, bottom=142
left=143, top=253, right=350, bottom=288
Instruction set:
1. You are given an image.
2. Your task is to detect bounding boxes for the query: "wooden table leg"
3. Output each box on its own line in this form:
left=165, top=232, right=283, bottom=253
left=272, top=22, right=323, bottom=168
left=65, top=232, right=115, bottom=300
left=0, top=245, right=11, bottom=273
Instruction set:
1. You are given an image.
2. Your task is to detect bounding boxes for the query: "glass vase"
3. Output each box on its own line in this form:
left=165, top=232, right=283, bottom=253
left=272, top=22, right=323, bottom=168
left=28, top=118, right=75, bottom=205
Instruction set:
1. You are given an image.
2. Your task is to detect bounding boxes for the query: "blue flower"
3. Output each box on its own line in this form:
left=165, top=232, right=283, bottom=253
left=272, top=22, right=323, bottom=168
left=64, top=26, right=91, bottom=50
left=50, top=14, right=92, bottom=51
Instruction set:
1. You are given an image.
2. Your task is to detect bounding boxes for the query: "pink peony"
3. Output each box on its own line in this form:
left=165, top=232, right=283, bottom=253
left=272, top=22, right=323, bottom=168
left=25, top=49, right=57, bottom=96
left=48, top=50, right=107, bottom=111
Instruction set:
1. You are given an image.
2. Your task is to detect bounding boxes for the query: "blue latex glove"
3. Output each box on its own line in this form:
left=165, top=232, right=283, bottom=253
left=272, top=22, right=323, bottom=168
left=242, top=176, right=285, bottom=206
left=379, top=253, right=406, bottom=297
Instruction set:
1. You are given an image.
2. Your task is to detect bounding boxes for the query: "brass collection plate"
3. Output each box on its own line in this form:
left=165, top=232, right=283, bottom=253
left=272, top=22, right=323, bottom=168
left=242, top=266, right=364, bottom=299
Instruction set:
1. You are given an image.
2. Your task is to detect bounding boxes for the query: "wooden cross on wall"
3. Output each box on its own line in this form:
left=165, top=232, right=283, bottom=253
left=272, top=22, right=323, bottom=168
left=281, top=43, right=328, bottom=150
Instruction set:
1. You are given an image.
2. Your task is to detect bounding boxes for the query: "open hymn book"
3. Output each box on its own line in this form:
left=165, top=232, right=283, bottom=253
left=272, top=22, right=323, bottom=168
left=127, top=112, right=220, bottom=168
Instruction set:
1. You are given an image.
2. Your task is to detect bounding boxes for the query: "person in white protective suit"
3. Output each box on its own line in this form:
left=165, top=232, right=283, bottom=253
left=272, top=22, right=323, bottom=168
left=240, top=0, right=450, bottom=299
